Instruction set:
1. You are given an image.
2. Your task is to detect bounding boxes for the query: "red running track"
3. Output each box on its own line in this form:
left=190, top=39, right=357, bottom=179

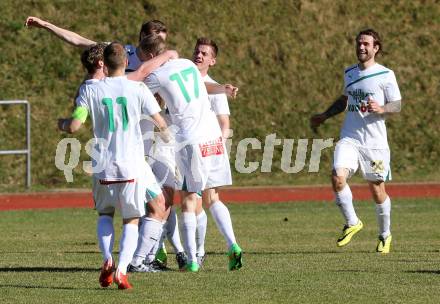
left=0, top=183, right=439, bottom=210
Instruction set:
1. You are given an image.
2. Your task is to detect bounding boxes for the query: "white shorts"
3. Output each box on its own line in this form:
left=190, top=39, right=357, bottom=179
left=148, top=138, right=181, bottom=190
left=333, top=138, right=391, bottom=182
left=93, top=162, right=162, bottom=218
left=176, top=137, right=232, bottom=193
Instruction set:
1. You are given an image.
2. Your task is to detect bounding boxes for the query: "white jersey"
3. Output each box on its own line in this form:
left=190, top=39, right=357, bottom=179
left=75, top=76, right=161, bottom=181
left=78, top=78, right=100, bottom=90
left=341, top=63, right=401, bottom=149
left=203, top=74, right=230, bottom=115
left=145, top=58, right=221, bottom=144
left=123, top=44, right=158, bottom=155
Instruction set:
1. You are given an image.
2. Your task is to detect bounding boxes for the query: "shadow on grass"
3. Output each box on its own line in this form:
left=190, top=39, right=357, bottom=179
left=0, top=284, right=120, bottom=291
left=405, top=270, right=440, bottom=275
left=0, top=251, right=100, bottom=254
left=0, top=267, right=98, bottom=272
left=216, top=250, right=370, bottom=255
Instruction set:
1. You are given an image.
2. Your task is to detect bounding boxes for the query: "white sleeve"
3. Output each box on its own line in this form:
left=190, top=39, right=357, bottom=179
left=384, top=71, right=402, bottom=103
left=139, top=82, right=161, bottom=115
left=144, top=73, right=161, bottom=95
left=209, top=94, right=230, bottom=115
left=75, top=83, right=90, bottom=110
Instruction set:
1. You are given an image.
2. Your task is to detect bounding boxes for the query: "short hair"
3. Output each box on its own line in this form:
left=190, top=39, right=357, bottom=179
left=103, top=42, right=127, bottom=71
left=139, top=20, right=167, bottom=41
left=356, top=28, right=382, bottom=55
left=195, top=37, right=219, bottom=57
left=139, top=34, right=166, bottom=57
left=80, top=42, right=106, bottom=73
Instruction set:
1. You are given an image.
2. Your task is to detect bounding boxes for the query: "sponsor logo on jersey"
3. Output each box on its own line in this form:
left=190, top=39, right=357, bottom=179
left=347, top=89, right=374, bottom=113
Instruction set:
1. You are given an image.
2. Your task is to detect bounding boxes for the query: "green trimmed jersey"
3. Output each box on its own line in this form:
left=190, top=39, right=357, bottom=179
left=145, top=59, right=221, bottom=144
left=342, top=63, right=401, bottom=149
left=75, top=76, right=161, bottom=181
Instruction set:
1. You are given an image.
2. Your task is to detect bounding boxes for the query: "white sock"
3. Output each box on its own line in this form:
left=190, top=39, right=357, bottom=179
left=196, top=210, right=207, bottom=256
left=181, top=212, right=197, bottom=263
left=335, top=184, right=359, bottom=226
left=376, top=196, right=391, bottom=239
left=157, top=226, right=167, bottom=252
left=117, top=223, right=138, bottom=275
left=166, top=207, right=185, bottom=253
left=97, top=215, right=114, bottom=262
left=131, top=217, right=164, bottom=266
left=209, top=201, right=237, bottom=248
left=146, top=227, right=167, bottom=264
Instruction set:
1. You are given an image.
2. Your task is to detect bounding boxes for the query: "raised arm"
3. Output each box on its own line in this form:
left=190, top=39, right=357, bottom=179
left=205, top=82, right=238, bottom=99
left=126, top=50, right=179, bottom=81
left=25, top=16, right=96, bottom=49
left=310, top=95, right=348, bottom=130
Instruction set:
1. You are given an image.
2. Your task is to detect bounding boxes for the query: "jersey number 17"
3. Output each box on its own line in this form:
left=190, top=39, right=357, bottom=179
left=169, top=66, right=199, bottom=103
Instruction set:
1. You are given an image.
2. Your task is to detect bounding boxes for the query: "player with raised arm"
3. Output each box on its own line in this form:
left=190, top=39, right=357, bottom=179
left=25, top=16, right=185, bottom=270
left=24, top=16, right=177, bottom=81
left=310, top=29, right=402, bottom=253
left=58, top=42, right=168, bottom=289
left=141, top=36, right=242, bottom=272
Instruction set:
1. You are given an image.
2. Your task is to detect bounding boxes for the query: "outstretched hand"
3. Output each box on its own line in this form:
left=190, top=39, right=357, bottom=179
left=225, top=84, right=238, bottom=99
left=25, top=16, right=46, bottom=28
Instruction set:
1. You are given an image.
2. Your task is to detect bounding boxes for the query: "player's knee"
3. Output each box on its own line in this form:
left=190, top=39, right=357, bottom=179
left=372, top=191, right=386, bottom=203
left=331, top=174, right=346, bottom=192
left=181, top=192, right=198, bottom=212
left=369, top=184, right=387, bottom=203
left=202, top=188, right=220, bottom=207
left=156, top=193, right=166, bottom=209
left=146, top=194, right=166, bottom=217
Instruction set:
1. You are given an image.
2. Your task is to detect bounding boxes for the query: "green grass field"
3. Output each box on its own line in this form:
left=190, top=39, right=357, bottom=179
left=1, top=0, right=439, bottom=191
left=1, top=199, right=440, bottom=303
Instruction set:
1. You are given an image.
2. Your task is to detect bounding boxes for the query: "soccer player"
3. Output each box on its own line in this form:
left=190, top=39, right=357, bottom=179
left=141, top=35, right=242, bottom=272
left=58, top=42, right=169, bottom=289
left=191, top=37, right=231, bottom=266
left=310, top=29, right=402, bottom=253
left=25, top=16, right=185, bottom=270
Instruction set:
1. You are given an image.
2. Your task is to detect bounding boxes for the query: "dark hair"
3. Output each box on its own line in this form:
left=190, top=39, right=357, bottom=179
left=139, top=20, right=167, bottom=41
left=356, top=28, right=382, bottom=55
left=80, top=42, right=106, bottom=73
left=103, top=42, right=127, bottom=71
left=195, top=37, right=219, bottom=57
left=139, top=34, right=166, bottom=56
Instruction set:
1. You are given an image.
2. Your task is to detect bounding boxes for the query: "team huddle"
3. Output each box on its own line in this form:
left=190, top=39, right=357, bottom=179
left=26, top=17, right=241, bottom=289
left=26, top=17, right=402, bottom=291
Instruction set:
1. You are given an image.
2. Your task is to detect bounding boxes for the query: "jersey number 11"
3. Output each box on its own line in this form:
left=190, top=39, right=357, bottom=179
left=102, top=97, right=128, bottom=132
